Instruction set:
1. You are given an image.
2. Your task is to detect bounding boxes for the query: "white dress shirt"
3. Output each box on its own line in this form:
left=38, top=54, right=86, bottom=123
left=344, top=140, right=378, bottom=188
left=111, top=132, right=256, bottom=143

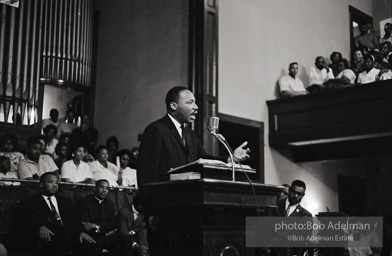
left=357, top=68, right=380, bottom=84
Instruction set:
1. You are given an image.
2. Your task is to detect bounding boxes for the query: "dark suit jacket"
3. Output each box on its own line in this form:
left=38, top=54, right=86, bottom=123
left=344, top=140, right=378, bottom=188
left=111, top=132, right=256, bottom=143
left=76, top=195, right=116, bottom=237
left=277, top=199, right=312, bottom=217
left=273, top=199, right=313, bottom=256
left=20, top=194, right=76, bottom=251
left=137, top=115, right=227, bottom=187
left=117, top=205, right=146, bottom=236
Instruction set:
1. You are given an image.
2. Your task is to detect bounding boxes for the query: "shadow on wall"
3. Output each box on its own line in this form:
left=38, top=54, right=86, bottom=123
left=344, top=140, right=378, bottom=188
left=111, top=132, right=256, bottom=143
left=274, top=68, right=287, bottom=98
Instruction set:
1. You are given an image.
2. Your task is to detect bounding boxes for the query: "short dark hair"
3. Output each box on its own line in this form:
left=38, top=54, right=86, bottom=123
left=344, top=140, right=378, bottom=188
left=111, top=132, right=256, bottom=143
left=0, top=155, right=10, bottom=164
left=288, top=62, right=298, bottom=69
left=27, top=136, right=43, bottom=148
left=364, top=54, right=374, bottom=62
left=380, top=41, right=392, bottom=50
left=59, top=132, right=71, bottom=144
left=338, top=58, right=349, bottom=69
left=49, top=108, right=59, bottom=115
left=118, top=149, right=132, bottom=158
left=37, top=135, right=47, bottom=146
left=95, top=179, right=109, bottom=187
left=40, top=172, right=57, bottom=183
left=43, top=124, right=57, bottom=135
left=106, top=136, right=119, bottom=148
left=330, top=51, right=342, bottom=61
left=165, top=86, right=189, bottom=112
left=55, top=142, right=69, bottom=156
left=95, top=145, right=108, bottom=156
left=1, top=133, right=18, bottom=148
left=315, top=56, right=324, bottom=63
left=291, top=179, right=306, bottom=190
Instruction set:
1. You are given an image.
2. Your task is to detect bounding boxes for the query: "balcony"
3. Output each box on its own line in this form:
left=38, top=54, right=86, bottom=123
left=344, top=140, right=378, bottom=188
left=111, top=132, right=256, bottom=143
left=267, top=80, right=392, bottom=162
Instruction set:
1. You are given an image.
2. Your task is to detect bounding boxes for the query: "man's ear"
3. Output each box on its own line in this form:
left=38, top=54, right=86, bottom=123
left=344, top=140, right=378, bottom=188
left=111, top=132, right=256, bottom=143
left=170, top=102, right=177, bottom=112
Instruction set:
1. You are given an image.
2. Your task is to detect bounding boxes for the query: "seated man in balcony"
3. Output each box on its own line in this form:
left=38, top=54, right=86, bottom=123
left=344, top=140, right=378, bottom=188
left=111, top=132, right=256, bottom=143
left=42, top=108, right=61, bottom=130
left=278, top=62, right=307, bottom=98
left=307, top=56, right=334, bottom=93
left=17, top=136, right=59, bottom=179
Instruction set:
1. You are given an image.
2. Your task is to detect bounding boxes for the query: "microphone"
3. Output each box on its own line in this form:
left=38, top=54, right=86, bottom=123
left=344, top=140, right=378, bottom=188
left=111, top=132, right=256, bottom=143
left=207, top=116, right=235, bottom=181
left=208, top=117, right=227, bottom=141
left=207, top=116, right=219, bottom=132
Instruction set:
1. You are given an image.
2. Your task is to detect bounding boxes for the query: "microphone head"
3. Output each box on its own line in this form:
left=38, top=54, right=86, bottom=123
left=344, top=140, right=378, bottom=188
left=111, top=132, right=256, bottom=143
left=207, top=117, right=219, bottom=132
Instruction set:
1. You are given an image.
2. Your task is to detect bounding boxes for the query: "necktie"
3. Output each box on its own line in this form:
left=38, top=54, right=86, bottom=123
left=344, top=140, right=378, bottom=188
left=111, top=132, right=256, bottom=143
left=180, top=125, right=187, bottom=148
left=48, top=197, right=63, bottom=225
left=285, top=206, right=290, bottom=217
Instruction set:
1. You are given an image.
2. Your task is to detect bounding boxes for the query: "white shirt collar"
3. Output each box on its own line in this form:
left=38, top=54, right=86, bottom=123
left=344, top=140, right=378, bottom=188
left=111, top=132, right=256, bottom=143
left=285, top=199, right=299, bottom=211
left=94, top=196, right=104, bottom=204
left=167, top=114, right=184, bottom=137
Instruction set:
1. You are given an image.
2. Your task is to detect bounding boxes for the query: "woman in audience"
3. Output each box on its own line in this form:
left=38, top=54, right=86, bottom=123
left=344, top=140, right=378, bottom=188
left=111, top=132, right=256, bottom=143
left=89, top=145, right=122, bottom=187
left=380, top=41, right=392, bottom=67
left=351, top=48, right=365, bottom=75
left=56, top=109, right=79, bottom=138
left=106, top=136, right=119, bottom=164
left=54, top=142, right=69, bottom=169
left=61, top=144, right=94, bottom=183
left=328, top=51, right=343, bottom=77
left=357, top=55, right=380, bottom=84
left=0, top=133, right=24, bottom=172
left=42, top=124, right=58, bottom=157
left=118, top=149, right=138, bottom=189
left=325, top=58, right=356, bottom=89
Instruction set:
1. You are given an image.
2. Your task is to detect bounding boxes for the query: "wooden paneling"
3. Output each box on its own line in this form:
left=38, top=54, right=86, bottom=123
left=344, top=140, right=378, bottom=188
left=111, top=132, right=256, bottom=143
left=189, top=0, right=219, bottom=156
left=267, top=80, right=392, bottom=161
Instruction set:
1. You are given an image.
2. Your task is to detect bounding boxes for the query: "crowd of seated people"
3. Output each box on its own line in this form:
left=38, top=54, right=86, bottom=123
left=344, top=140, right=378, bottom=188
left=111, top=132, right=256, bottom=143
left=279, top=23, right=392, bottom=98
left=5, top=173, right=149, bottom=256
left=0, top=108, right=144, bottom=255
left=0, top=110, right=139, bottom=189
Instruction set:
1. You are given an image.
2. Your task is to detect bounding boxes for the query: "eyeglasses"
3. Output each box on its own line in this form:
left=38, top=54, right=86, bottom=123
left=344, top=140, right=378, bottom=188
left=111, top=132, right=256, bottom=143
left=121, top=158, right=130, bottom=161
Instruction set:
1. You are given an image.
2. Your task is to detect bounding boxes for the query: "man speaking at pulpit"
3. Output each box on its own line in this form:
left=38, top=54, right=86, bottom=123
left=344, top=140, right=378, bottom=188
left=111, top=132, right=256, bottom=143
left=137, top=86, right=250, bottom=189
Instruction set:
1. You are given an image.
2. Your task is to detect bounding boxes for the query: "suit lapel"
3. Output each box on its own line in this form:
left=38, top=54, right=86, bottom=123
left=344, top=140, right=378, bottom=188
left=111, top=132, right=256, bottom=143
left=164, top=115, right=187, bottom=151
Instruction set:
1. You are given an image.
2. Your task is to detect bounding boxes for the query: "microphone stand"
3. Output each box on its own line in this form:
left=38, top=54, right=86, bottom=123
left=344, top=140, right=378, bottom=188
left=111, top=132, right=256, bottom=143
left=210, top=131, right=236, bottom=181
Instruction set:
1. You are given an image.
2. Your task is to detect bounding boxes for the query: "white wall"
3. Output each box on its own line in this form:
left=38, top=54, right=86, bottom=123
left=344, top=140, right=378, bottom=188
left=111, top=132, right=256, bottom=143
left=219, top=0, right=374, bottom=214
left=94, top=0, right=189, bottom=149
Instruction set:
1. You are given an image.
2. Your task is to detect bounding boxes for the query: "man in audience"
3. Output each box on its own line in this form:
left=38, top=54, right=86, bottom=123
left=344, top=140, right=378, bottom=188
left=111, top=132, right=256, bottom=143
left=274, top=180, right=313, bottom=256
left=77, top=179, right=122, bottom=255
left=308, top=56, right=334, bottom=93
left=324, top=58, right=356, bottom=89
left=42, top=108, right=61, bottom=130
left=138, top=86, right=250, bottom=188
left=379, top=22, right=392, bottom=44
left=355, top=23, right=379, bottom=50
left=57, top=109, right=79, bottom=138
left=17, top=136, right=59, bottom=179
left=19, top=172, right=77, bottom=256
left=278, top=62, right=307, bottom=98
left=276, top=183, right=290, bottom=205
left=71, top=114, right=98, bottom=154
left=117, top=194, right=149, bottom=256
